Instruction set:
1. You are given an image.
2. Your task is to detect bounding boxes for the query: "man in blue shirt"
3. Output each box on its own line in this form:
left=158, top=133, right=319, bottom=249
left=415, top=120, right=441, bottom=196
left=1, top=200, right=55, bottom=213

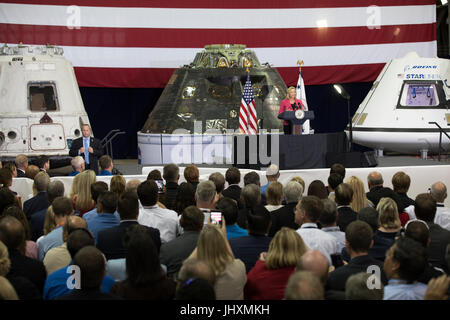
left=98, top=155, right=114, bottom=176
left=44, top=228, right=115, bottom=300
left=86, top=191, right=120, bottom=242
left=83, top=181, right=109, bottom=223
left=217, top=197, right=248, bottom=240
left=383, top=237, right=428, bottom=300
left=69, top=156, right=85, bottom=176
left=38, top=197, right=73, bottom=261
left=229, top=204, right=272, bottom=273
left=68, top=124, right=103, bottom=174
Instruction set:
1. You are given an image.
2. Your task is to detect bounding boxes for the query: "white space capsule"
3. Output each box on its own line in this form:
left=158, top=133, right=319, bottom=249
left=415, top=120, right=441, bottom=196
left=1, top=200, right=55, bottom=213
left=0, top=44, right=91, bottom=160
left=349, top=52, right=450, bottom=155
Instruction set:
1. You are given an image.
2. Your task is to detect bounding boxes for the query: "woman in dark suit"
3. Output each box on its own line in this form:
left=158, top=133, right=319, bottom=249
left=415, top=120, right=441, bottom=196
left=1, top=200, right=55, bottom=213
left=278, top=86, right=305, bottom=135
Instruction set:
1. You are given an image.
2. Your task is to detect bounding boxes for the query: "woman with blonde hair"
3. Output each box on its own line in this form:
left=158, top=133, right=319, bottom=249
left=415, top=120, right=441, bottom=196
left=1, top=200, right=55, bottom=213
left=278, top=86, right=306, bottom=135
left=245, top=227, right=308, bottom=300
left=73, top=170, right=96, bottom=215
left=110, top=175, right=126, bottom=198
left=290, top=176, right=305, bottom=194
left=189, top=223, right=246, bottom=300
left=377, top=197, right=402, bottom=233
left=372, top=197, right=402, bottom=261
left=265, top=182, right=284, bottom=212
left=346, top=176, right=372, bottom=212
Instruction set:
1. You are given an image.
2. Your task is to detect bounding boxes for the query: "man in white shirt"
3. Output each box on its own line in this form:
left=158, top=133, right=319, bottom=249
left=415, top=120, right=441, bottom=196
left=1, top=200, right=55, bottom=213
left=137, top=180, right=179, bottom=244
left=294, top=196, right=338, bottom=265
left=430, top=181, right=450, bottom=231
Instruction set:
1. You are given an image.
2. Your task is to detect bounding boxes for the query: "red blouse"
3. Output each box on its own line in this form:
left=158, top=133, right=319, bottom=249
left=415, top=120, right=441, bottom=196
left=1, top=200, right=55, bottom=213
left=278, top=99, right=304, bottom=126
left=244, top=259, right=296, bottom=300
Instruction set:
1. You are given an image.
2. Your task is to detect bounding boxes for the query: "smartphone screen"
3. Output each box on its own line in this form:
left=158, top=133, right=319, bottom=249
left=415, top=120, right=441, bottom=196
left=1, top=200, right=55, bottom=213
left=155, top=179, right=164, bottom=194
left=210, top=211, right=222, bottom=226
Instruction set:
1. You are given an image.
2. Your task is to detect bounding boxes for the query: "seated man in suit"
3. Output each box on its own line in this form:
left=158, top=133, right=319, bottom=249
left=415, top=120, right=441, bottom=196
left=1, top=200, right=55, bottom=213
left=414, top=193, right=450, bottom=273
left=36, top=155, right=50, bottom=174
left=30, top=180, right=65, bottom=241
left=23, top=171, right=51, bottom=221
left=229, top=204, right=272, bottom=273
left=97, top=191, right=161, bottom=260
left=98, top=155, right=114, bottom=176
left=68, top=124, right=103, bottom=174
left=14, top=154, right=28, bottom=178
left=268, top=181, right=303, bottom=236
left=159, top=206, right=204, bottom=279
left=366, top=171, right=401, bottom=209
left=327, top=220, right=388, bottom=292
left=335, top=183, right=358, bottom=232
left=222, top=167, right=242, bottom=204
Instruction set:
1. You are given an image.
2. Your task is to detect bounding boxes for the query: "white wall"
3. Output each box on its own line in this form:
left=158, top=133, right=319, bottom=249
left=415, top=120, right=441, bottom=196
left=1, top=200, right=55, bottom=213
left=11, top=165, right=450, bottom=207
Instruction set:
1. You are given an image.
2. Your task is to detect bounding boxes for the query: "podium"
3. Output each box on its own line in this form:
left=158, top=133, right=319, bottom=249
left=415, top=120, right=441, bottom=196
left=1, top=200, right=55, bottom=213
left=278, top=110, right=315, bottom=135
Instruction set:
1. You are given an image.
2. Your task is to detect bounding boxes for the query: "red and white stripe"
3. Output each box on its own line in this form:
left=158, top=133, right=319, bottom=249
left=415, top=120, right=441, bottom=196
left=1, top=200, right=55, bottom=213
left=0, top=1, right=437, bottom=88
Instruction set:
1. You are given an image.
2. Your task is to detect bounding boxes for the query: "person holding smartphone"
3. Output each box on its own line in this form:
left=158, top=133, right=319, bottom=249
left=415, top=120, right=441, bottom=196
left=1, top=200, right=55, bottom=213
left=216, top=197, right=248, bottom=240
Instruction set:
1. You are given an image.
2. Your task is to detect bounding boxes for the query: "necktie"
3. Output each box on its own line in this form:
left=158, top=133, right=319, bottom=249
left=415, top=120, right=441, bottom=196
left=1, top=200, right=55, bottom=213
left=84, top=138, right=90, bottom=164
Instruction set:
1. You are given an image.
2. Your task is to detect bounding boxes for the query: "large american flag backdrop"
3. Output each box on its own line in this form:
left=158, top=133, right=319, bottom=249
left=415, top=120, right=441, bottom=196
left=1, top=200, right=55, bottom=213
left=0, top=0, right=437, bottom=88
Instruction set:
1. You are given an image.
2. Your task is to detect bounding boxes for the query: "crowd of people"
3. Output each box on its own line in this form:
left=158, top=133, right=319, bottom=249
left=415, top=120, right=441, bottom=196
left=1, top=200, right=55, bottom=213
left=0, top=156, right=449, bottom=301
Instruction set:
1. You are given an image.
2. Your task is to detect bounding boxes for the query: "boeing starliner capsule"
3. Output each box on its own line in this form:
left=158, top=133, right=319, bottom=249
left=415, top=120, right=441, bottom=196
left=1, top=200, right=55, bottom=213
left=0, top=44, right=91, bottom=162
left=349, top=52, right=450, bottom=156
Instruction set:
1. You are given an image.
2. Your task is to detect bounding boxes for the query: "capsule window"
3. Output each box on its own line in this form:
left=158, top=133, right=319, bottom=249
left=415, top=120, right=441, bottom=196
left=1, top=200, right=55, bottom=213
left=28, top=81, right=59, bottom=112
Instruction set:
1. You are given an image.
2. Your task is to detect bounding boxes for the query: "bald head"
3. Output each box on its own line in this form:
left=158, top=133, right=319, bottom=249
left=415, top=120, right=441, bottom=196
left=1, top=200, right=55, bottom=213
left=296, top=250, right=329, bottom=285
left=0, top=216, right=24, bottom=250
left=430, top=181, right=447, bottom=203
left=63, top=216, right=88, bottom=242
left=367, top=171, right=383, bottom=189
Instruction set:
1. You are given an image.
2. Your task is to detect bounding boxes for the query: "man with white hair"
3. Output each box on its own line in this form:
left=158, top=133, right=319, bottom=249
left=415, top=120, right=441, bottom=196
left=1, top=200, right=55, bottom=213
left=69, top=156, right=85, bottom=176
left=268, top=181, right=303, bottom=237
left=260, top=164, right=280, bottom=198
left=431, top=182, right=450, bottom=231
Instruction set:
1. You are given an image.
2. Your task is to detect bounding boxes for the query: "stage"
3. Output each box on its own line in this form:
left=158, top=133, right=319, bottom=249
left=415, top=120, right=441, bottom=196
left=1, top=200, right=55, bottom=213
left=138, top=131, right=349, bottom=170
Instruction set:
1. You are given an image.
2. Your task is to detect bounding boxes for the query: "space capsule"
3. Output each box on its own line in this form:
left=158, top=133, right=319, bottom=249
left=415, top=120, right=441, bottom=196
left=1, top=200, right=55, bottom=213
left=0, top=44, right=91, bottom=162
left=350, top=52, right=450, bottom=156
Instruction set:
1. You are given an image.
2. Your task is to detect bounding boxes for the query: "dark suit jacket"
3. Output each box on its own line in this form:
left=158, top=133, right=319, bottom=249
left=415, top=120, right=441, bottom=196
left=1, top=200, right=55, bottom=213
left=30, top=208, right=47, bottom=241
left=159, top=231, right=200, bottom=278
left=336, top=206, right=358, bottom=232
left=23, top=191, right=49, bottom=221
left=97, top=221, right=161, bottom=260
left=163, top=181, right=179, bottom=211
left=8, top=249, right=47, bottom=295
left=366, top=186, right=401, bottom=209
left=396, top=192, right=415, bottom=211
left=69, top=136, right=103, bottom=174
left=229, top=234, right=272, bottom=273
left=427, top=222, right=450, bottom=273
left=327, top=255, right=387, bottom=291
left=268, top=203, right=299, bottom=237
left=6, top=275, right=41, bottom=300
left=17, top=169, right=27, bottom=178
left=222, top=185, right=242, bottom=204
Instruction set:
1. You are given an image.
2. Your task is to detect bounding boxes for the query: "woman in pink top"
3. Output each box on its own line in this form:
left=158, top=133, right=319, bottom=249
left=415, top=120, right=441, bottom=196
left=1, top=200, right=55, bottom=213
left=278, top=86, right=305, bottom=135
left=245, top=227, right=308, bottom=300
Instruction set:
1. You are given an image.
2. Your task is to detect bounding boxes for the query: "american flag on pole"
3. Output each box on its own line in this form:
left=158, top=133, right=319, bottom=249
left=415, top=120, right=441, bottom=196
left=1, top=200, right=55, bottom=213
left=239, top=72, right=258, bottom=135
left=296, top=68, right=310, bottom=134
left=0, top=1, right=437, bottom=88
